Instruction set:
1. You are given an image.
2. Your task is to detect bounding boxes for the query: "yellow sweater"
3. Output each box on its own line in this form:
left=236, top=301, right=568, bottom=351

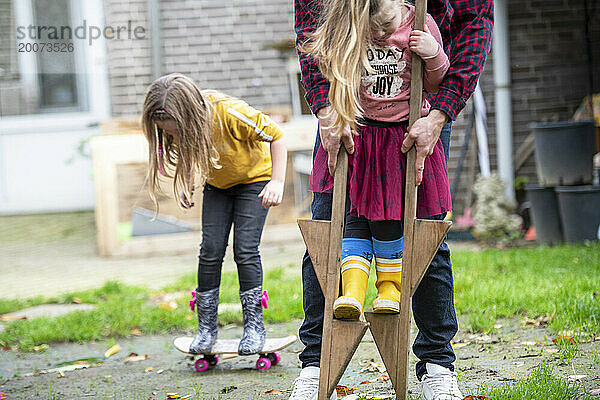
left=205, top=93, right=284, bottom=189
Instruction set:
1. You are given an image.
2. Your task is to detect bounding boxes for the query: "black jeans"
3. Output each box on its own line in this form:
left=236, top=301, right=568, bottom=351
left=197, top=181, right=269, bottom=292
left=298, top=124, right=457, bottom=379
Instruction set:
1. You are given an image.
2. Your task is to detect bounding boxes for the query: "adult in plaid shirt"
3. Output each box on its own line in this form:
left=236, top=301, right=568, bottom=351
left=290, top=1, right=493, bottom=399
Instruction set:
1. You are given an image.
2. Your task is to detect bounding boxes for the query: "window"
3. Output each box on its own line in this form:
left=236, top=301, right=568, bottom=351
left=0, top=0, right=88, bottom=116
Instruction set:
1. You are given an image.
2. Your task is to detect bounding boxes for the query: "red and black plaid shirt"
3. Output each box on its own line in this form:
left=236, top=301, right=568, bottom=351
left=294, top=0, right=494, bottom=121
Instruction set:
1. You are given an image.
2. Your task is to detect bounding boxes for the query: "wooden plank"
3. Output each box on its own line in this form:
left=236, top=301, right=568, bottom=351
left=318, top=149, right=348, bottom=400
left=297, top=219, right=331, bottom=293
left=398, top=0, right=428, bottom=398
left=410, top=219, right=452, bottom=296
left=327, top=319, right=369, bottom=396
left=513, top=133, right=534, bottom=172
left=364, top=312, right=400, bottom=393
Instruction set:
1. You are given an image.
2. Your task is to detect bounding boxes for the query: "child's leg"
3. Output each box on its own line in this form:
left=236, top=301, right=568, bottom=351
left=334, top=214, right=373, bottom=320
left=370, top=220, right=403, bottom=314
left=231, top=181, right=269, bottom=355
left=190, top=184, right=234, bottom=354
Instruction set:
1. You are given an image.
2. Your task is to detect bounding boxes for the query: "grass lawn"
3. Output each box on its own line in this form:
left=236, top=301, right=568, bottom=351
left=477, top=363, right=596, bottom=400
left=1, top=243, right=598, bottom=351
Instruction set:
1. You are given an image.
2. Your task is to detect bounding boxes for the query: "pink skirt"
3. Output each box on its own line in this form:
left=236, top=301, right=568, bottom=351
left=309, top=122, right=451, bottom=221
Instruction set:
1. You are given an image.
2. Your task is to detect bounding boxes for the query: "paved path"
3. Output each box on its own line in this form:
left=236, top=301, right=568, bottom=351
left=0, top=231, right=305, bottom=300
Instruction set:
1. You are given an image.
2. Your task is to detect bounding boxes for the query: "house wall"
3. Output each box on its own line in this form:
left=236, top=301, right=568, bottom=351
left=442, top=0, right=600, bottom=215
left=103, top=0, right=295, bottom=118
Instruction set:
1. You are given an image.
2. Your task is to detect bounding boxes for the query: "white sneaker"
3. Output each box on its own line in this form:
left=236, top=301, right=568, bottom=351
left=421, top=363, right=463, bottom=400
left=288, top=366, right=338, bottom=400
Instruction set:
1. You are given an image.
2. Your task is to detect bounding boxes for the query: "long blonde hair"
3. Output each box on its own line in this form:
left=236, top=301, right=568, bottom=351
left=301, top=0, right=401, bottom=133
left=141, top=73, right=220, bottom=211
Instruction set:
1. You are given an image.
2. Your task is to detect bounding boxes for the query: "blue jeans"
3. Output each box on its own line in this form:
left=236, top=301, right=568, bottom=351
left=197, top=181, right=269, bottom=292
left=298, top=123, right=457, bottom=379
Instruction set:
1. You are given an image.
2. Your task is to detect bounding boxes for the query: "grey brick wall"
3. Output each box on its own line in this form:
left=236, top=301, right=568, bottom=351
left=449, top=0, right=600, bottom=214
left=103, top=0, right=153, bottom=117
left=104, top=0, right=295, bottom=118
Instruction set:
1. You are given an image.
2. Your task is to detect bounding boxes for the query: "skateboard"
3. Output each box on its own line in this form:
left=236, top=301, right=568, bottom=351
left=173, top=335, right=296, bottom=372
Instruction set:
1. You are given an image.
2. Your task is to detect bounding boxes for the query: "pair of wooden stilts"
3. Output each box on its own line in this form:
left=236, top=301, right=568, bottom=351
left=297, top=1, right=451, bottom=399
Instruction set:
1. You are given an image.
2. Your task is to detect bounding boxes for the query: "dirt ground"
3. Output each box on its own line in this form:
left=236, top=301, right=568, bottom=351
left=1, top=318, right=598, bottom=400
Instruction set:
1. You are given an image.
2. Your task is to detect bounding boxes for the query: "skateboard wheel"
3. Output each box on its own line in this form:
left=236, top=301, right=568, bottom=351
left=194, top=358, right=209, bottom=372
left=256, top=357, right=271, bottom=370
left=267, top=352, right=281, bottom=366
left=206, top=354, right=219, bottom=366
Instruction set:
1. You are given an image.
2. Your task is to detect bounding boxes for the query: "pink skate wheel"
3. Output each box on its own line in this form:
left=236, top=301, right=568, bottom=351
left=268, top=352, right=281, bottom=365
left=256, top=357, right=271, bottom=370
left=261, top=290, right=269, bottom=309
left=194, top=358, right=209, bottom=372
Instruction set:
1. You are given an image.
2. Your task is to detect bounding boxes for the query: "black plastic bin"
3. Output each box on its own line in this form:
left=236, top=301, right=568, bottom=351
left=555, top=186, right=600, bottom=243
left=525, top=185, right=563, bottom=245
left=531, top=121, right=595, bottom=186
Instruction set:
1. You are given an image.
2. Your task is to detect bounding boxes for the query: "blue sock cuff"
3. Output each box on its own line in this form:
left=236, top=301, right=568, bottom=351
left=373, top=237, right=403, bottom=259
left=342, top=238, right=373, bottom=261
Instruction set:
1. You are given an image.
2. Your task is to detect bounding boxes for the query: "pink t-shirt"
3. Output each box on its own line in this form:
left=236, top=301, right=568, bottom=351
left=359, top=5, right=449, bottom=122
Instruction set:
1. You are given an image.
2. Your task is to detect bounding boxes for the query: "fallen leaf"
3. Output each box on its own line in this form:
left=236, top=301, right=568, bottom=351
left=104, top=344, right=121, bottom=358
left=568, top=375, right=587, bottom=381
left=159, top=301, right=178, bottom=310
left=378, top=374, right=390, bottom=383
left=72, top=297, right=82, bottom=304
left=589, top=388, right=600, bottom=395
left=462, top=396, right=494, bottom=400
left=33, top=344, right=49, bottom=352
left=519, top=341, right=537, bottom=346
left=553, top=336, right=575, bottom=344
left=0, top=314, right=27, bottom=321
left=123, top=353, right=148, bottom=362
left=498, top=377, right=516, bottom=381
left=359, top=380, right=371, bottom=384
left=452, top=342, right=469, bottom=349
left=131, top=328, right=143, bottom=336
left=166, top=394, right=181, bottom=399
left=336, top=385, right=356, bottom=395
left=57, top=370, right=65, bottom=378
left=185, top=315, right=193, bottom=320
left=264, top=389, right=283, bottom=395
left=1, top=346, right=10, bottom=351
left=358, top=360, right=386, bottom=373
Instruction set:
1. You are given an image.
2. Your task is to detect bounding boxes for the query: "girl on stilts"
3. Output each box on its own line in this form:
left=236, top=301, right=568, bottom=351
left=303, top=0, right=451, bottom=319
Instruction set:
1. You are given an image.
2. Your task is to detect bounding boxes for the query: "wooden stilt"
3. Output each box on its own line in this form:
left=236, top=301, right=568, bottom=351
left=364, top=312, right=401, bottom=393
left=296, top=0, right=452, bottom=398
left=298, top=219, right=331, bottom=293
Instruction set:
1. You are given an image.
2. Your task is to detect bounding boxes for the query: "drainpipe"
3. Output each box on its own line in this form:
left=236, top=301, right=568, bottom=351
left=148, top=0, right=162, bottom=79
left=493, top=0, right=515, bottom=201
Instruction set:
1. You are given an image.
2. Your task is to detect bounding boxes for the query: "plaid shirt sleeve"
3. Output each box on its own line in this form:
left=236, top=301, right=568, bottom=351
left=295, top=0, right=330, bottom=115
left=430, top=0, right=494, bottom=121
